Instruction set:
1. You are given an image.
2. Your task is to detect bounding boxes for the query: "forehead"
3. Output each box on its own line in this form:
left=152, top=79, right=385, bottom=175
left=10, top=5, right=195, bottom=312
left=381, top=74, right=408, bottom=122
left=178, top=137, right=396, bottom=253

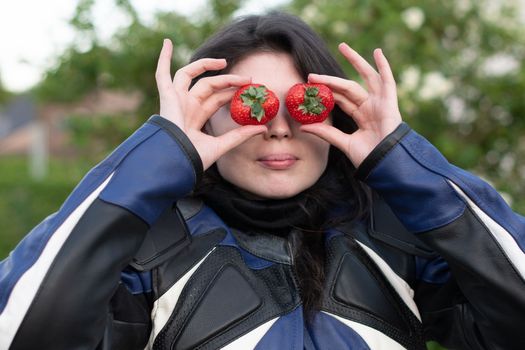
left=229, top=51, right=304, bottom=89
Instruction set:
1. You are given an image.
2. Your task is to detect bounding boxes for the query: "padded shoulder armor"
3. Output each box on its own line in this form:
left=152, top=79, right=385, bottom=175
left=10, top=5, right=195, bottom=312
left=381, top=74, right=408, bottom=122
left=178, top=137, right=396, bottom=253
left=369, top=192, right=436, bottom=258
left=130, top=198, right=203, bottom=271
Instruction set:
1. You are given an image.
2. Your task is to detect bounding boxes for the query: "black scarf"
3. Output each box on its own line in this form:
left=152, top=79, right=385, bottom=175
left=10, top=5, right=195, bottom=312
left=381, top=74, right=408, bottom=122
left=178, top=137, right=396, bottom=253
left=203, top=181, right=320, bottom=234
left=199, top=166, right=344, bottom=235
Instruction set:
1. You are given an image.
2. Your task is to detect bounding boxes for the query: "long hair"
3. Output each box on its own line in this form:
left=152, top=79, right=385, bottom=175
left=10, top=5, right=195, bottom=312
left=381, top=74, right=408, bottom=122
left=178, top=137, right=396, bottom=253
left=189, top=11, right=371, bottom=318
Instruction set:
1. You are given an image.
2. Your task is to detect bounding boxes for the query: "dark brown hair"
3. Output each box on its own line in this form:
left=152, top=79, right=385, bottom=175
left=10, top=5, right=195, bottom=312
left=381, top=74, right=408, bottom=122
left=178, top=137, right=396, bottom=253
left=189, top=11, right=371, bottom=318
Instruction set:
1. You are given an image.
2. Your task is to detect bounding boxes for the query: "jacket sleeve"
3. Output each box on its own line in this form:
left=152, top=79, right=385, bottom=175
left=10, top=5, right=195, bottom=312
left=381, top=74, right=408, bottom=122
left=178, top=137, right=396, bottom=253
left=0, top=115, right=202, bottom=350
left=356, top=123, right=525, bottom=350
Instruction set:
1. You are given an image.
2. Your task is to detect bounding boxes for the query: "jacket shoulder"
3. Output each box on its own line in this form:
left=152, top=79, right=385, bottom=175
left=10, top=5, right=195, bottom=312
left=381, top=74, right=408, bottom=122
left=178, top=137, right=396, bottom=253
left=129, top=197, right=205, bottom=271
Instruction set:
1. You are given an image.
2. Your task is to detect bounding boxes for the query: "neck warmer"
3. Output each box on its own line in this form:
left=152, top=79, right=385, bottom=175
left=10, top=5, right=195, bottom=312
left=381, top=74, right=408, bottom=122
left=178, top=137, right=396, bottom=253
left=201, top=179, right=319, bottom=235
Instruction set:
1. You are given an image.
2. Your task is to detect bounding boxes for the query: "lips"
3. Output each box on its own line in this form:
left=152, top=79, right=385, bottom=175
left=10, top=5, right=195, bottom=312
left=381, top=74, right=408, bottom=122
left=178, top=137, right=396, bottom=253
left=257, top=154, right=298, bottom=170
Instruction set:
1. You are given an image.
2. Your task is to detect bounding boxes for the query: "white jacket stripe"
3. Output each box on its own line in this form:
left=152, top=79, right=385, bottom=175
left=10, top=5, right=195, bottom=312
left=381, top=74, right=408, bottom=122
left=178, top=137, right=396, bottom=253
left=0, top=174, right=113, bottom=349
left=146, top=249, right=214, bottom=349
left=323, top=311, right=406, bottom=350
left=356, top=240, right=421, bottom=321
left=448, top=180, right=525, bottom=280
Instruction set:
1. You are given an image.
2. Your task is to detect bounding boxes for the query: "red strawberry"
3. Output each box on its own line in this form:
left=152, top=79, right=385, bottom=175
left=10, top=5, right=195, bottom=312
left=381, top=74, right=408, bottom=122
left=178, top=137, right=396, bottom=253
left=230, top=84, right=280, bottom=125
left=285, top=83, right=335, bottom=124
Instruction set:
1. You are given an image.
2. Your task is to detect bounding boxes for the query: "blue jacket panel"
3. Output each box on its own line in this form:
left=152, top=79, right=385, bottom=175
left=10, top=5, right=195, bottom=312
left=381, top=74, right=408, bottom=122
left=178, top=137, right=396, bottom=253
left=1, top=119, right=524, bottom=350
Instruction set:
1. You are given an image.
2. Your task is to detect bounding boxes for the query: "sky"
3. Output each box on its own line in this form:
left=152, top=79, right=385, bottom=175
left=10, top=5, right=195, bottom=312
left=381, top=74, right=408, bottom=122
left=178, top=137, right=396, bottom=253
left=0, top=0, right=287, bottom=93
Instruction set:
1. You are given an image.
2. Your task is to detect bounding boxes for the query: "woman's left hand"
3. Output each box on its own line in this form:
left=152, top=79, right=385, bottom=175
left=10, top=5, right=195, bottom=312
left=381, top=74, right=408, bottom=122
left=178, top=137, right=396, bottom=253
left=300, top=43, right=402, bottom=168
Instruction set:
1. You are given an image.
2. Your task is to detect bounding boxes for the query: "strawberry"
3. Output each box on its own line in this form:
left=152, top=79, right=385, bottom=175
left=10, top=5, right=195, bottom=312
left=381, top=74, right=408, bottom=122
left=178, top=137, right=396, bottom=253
left=285, top=83, right=335, bottom=124
left=230, top=84, right=280, bottom=125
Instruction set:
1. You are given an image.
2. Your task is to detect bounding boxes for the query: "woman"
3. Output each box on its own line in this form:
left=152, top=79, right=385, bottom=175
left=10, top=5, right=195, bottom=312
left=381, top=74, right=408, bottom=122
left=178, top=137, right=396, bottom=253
left=1, top=12, right=524, bottom=350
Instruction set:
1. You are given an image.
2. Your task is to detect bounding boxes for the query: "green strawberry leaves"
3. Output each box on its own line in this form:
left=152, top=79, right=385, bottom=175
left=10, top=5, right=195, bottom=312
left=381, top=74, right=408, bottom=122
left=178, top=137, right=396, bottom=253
left=241, top=85, right=268, bottom=122
left=298, top=86, right=326, bottom=115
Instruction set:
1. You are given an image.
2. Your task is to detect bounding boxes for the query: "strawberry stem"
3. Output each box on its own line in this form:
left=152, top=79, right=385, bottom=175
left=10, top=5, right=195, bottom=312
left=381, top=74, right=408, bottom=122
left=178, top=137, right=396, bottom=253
left=241, top=85, right=268, bottom=122
left=299, top=86, right=326, bottom=115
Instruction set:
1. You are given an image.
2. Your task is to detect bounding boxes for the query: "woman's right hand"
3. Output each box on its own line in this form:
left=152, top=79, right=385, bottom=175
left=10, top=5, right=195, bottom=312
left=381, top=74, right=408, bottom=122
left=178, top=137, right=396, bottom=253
left=155, top=39, right=267, bottom=170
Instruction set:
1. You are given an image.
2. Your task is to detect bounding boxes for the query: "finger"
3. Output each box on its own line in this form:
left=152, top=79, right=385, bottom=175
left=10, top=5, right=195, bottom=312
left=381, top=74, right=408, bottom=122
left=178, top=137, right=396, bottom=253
left=174, top=58, right=228, bottom=91
left=338, top=43, right=381, bottom=91
left=374, top=48, right=396, bottom=87
left=155, top=39, right=174, bottom=92
left=308, top=73, right=368, bottom=106
left=332, top=91, right=363, bottom=120
left=202, top=88, right=236, bottom=112
left=189, top=89, right=238, bottom=128
left=191, top=74, right=251, bottom=101
left=299, top=123, right=350, bottom=152
left=215, top=125, right=267, bottom=155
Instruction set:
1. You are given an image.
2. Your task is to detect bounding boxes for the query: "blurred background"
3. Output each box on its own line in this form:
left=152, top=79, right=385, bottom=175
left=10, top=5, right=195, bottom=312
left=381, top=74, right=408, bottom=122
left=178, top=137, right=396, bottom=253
left=0, top=1, right=524, bottom=347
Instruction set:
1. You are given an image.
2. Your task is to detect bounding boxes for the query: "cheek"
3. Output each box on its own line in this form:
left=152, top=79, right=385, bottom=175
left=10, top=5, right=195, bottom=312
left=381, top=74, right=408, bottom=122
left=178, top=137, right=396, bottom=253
left=314, top=117, right=332, bottom=166
left=215, top=150, right=247, bottom=185
left=207, top=107, right=237, bottom=136
left=318, top=143, right=331, bottom=170
left=308, top=139, right=331, bottom=178
left=306, top=134, right=331, bottom=164
left=215, top=157, right=231, bottom=179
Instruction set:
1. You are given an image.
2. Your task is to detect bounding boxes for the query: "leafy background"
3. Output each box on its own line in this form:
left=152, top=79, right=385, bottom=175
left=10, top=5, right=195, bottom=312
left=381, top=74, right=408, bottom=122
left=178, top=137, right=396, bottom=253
left=1, top=1, right=524, bottom=348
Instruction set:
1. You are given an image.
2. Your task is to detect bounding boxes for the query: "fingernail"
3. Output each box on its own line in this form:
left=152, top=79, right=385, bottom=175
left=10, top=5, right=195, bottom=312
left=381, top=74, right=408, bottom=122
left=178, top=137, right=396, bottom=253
left=163, top=38, right=169, bottom=46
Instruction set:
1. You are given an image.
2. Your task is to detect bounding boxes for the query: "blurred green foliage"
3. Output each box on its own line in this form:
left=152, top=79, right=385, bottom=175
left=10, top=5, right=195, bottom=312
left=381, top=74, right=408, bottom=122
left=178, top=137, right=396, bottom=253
left=0, top=157, right=93, bottom=259
left=0, top=74, right=13, bottom=104
left=426, top=341, right=445, bottom=350
left=35, top=0, right=248, bottom=117
left=286, top=0, right=525, bottom=214
left=65, top=113, right=140, bottom=162
left=30, top=0, right=525, bottom=215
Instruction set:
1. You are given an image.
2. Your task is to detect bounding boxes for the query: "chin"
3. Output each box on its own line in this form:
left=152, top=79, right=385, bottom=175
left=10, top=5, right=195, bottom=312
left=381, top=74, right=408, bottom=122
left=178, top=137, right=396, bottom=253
left=220, top=167, right=323, bottom=200
left=261, top=191, right=298, bottom=200
left=249, top=182, right=309, bottom=200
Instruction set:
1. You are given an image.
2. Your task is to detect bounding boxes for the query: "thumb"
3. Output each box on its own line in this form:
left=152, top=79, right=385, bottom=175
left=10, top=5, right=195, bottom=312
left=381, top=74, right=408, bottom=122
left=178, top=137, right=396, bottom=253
left=215, top=125, right=267, bottom=156
left=300, top=123, right=348, bottom=151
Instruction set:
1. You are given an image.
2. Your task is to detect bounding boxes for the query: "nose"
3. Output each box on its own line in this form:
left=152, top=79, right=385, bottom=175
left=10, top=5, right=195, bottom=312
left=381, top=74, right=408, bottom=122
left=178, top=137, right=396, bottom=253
left=264, top=109, right=293, bottom=140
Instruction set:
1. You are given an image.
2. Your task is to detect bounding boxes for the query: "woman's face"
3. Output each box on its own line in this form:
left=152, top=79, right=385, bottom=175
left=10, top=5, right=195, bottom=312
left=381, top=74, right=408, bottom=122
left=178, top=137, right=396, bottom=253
left=206, top=51, right=331, bottom=199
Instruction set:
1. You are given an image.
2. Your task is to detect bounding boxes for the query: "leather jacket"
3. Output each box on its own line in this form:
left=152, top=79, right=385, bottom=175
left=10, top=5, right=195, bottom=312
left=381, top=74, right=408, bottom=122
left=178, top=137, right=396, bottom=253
left=1, top=116, right=524, bottom=349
